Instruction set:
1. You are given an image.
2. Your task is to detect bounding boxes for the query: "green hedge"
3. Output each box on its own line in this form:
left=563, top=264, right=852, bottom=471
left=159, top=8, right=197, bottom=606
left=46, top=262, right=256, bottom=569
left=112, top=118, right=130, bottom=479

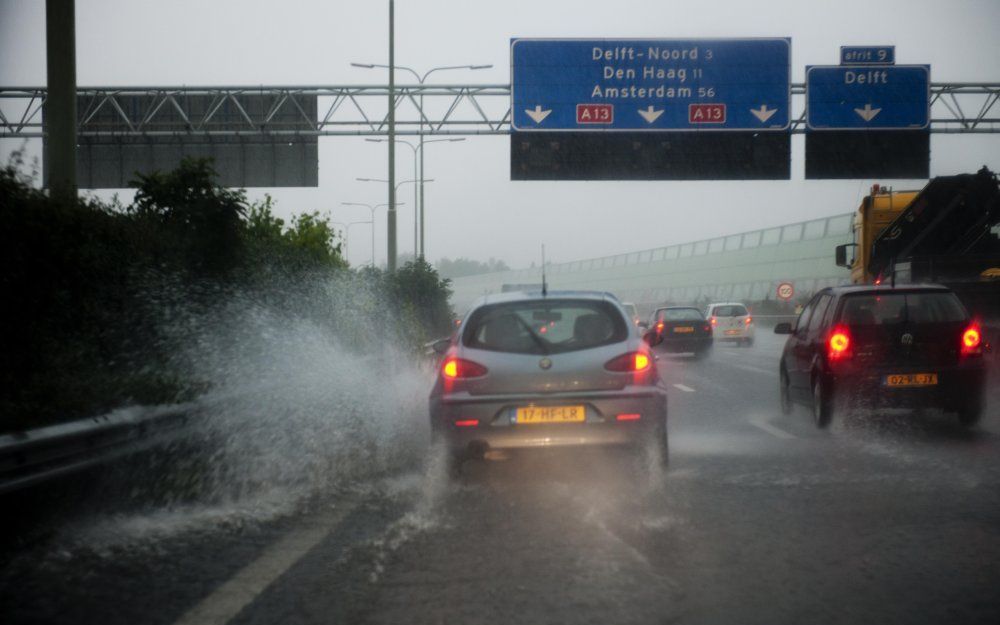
left=0, top=157, right=452, bottom=432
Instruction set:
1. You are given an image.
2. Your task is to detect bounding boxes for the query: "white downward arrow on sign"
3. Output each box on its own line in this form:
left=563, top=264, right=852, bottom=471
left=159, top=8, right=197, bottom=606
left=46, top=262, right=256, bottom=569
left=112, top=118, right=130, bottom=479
left=525, top=105, right=552, bottom=124
left=750, top=105, right=777, bottom=123
left=854, top=103, right=882, bottom=122
left=638, top=106, right=664, bottom=124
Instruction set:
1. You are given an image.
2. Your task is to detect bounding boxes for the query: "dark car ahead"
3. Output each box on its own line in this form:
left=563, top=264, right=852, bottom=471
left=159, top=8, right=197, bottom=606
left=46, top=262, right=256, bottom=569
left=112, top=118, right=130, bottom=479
left=651, top=306, right=713, bottom=358
left=429, top=291, right=669, bottom=474
left=775, top=285, right=987, bottom=427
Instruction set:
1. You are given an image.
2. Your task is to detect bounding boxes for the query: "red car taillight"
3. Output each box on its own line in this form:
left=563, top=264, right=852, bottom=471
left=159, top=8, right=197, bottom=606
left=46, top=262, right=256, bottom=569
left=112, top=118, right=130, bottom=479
left=656, top=321, right=665, bottom=332
left=703, top=323, right=712, bottom=333
left=961, top=325, right=982, bottom=356
left=710, top=316, right=717, bottom=325
left=745, top=316, right=752, bottom=325
left=604, top=351, right=651, bottom=372
left=827, top=326, right=852, bottom=360
left=442, top=357, right=489, bottom=379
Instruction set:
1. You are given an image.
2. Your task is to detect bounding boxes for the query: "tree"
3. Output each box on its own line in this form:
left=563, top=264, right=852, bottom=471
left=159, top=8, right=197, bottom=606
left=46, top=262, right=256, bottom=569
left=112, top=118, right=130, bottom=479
left=129, top=157, right=248, bottom=275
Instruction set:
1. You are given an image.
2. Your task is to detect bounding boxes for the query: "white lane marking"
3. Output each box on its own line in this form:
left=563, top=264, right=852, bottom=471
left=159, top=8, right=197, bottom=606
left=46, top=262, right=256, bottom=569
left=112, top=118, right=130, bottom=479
left=173, top=503, right=356, bottom=625
left=673, top=384, right=695, bottom=393
left=749, top=415, right=797, bottom=440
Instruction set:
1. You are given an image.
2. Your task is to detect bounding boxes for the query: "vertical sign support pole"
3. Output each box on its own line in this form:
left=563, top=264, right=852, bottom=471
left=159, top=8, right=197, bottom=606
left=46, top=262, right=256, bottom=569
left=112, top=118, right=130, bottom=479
left=386, top=0, right=397, bottom=272
left=45, top=0, right=77, bottom=201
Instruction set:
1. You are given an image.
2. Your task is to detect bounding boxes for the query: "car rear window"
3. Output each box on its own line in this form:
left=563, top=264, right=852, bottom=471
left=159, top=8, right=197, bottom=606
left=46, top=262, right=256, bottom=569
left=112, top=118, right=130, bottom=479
left=463, top=299, right=628, bottom=355
left=838, top=292, right=967, bottom=326
left=711, top=305, right=748, bottom=317
left=658, top=308, right=703, bottom=321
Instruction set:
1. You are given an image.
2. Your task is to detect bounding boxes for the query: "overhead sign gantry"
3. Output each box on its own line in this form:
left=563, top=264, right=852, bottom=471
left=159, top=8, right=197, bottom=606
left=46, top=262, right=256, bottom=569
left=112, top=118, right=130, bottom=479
left=510, top=38, right=792, bottom=181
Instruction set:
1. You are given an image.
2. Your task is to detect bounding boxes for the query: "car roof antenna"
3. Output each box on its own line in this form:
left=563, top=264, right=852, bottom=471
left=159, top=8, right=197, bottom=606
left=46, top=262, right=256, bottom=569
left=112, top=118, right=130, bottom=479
left=541, top=244, right=547, bottom=297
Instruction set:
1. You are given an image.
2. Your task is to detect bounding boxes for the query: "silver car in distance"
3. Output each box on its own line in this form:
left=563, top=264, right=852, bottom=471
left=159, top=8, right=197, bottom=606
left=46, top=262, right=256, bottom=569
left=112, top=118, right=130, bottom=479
left=429, top=291, right=668, bottom=474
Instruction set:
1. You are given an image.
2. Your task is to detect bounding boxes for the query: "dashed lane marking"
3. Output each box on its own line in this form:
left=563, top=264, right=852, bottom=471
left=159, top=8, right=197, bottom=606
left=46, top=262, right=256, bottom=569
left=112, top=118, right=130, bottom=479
left=749, top=414, right=797, bottom=440
left=172, top=502, right=357, bottom=625
left=673, top=384, right=695, bottom=393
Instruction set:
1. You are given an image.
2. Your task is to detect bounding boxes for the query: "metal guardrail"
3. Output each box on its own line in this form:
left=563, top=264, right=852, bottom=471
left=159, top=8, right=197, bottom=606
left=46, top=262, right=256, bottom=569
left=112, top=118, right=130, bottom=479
left=0, top=405, right=195, bottom=495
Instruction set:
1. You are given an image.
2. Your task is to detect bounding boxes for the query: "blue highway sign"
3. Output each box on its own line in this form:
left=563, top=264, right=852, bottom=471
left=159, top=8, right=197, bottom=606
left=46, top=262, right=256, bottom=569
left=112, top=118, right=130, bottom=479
left=510, top=38, right=790, bottom=132
left=840, top=46, right=895, bottom=65
left=806, top=65, right=929, bottom=130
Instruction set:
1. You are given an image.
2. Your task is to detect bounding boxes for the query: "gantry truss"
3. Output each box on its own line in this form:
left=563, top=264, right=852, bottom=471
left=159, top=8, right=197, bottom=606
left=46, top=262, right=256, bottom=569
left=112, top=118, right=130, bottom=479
left=1, top=83, right=998, bottom=138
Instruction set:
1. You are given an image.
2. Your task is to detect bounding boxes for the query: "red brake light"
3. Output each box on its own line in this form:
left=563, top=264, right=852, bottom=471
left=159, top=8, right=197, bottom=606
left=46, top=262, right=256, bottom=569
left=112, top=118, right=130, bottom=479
left=656, top=321, right=664, bottom=332
left=961, top=325, right=982, bottom=356
left=745, top=316, right=752, bottom=324
left=454, top=419, right=479, bottom=427
left=710, top=316, right=717, bottom=325
left=604, top=351, right=652, bottom=372
left=828, top=327, right=851, bottom=360
left=703, top=323, right=712, bottom=333
left=442, top=358, right=488, bottom=379
left=616, top=413, right=641, bottom=421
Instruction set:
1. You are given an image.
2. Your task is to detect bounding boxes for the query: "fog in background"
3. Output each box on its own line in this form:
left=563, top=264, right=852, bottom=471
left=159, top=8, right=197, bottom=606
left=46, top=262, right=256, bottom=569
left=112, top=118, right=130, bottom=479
left=2, top=0, right=999, bottom=268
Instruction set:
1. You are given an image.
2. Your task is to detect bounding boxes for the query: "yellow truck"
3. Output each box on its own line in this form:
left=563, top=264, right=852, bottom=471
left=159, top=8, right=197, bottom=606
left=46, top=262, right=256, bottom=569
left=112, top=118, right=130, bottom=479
left=835, top=167, right=1000, bottom=321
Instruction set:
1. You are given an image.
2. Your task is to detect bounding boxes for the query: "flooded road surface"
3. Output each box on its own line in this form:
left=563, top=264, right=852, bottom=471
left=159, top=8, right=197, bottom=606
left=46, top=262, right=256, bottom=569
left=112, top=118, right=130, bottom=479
left=3, top=331, right=1000, bottom=625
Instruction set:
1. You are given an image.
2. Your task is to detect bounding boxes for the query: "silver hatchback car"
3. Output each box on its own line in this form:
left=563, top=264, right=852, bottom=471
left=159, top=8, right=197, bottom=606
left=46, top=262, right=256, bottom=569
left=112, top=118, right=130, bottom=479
left=429, top=291, right=668, bottom=473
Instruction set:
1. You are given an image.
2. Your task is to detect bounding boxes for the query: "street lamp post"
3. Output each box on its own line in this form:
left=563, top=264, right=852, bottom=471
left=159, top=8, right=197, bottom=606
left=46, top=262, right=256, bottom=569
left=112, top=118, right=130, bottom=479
left=330, top=220, right=370, bottom=262
left=365, top=137, right=464, bottom=259
left=351, top=61, right=491, bottom=261
left=340, top=201, right=401, bottom=267
left=357, top=177, right=432, bottom=261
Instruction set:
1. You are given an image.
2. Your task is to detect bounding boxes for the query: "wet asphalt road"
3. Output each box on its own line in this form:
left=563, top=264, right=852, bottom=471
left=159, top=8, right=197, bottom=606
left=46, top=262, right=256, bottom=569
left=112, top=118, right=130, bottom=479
left=3, top=330, right=1000, bottom=625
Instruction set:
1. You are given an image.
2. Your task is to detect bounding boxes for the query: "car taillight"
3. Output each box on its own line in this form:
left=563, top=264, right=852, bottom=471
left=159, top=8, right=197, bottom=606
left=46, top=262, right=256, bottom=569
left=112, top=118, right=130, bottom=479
left=961, top=325, right=982, bottom=356
left=656, top=321, right=664, bottom=332
left=745, top=316, right=752, bottom=325
left=827, top=326, right=851, bottom=360
left=604, top=351, right=652, bottom=372
left=703, top=323, right=712, bottom=333
left=710, top=316, right=717, bottom=325
left=442, top=357, right=489, bottom=379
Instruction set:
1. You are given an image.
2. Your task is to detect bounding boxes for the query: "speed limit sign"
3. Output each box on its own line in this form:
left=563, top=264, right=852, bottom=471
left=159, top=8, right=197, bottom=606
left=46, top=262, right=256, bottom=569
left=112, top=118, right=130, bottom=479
left=777, top=282, right=795, bottom=301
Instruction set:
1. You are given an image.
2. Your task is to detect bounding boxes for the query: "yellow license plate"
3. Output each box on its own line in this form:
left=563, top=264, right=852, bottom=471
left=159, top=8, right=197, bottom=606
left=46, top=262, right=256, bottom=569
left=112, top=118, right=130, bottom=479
left=725, top=329, right=740, bottom=335
left=885, top=373, right=938, bottom=387
left=673, top=326, right=694, bottom=333
left=516, top=405, right=586, bottom=424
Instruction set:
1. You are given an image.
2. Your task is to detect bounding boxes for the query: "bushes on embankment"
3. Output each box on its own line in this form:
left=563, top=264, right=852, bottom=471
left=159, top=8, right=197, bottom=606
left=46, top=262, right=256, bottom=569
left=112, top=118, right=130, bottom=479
left=0, top=156, right=452, bottom=432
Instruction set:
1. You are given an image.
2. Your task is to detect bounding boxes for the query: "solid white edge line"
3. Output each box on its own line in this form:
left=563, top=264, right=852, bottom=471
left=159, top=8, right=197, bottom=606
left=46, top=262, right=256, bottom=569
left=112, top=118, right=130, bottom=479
left=172, top=502, right=357, bottom=625
left=673, top=384, right=695, bottom=393
left=749, top=415, right=797, bottom=440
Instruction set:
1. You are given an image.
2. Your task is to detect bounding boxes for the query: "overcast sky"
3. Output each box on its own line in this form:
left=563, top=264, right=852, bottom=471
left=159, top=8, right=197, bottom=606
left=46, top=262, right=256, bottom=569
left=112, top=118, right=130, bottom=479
left=2, top=0, right=999, bottom=268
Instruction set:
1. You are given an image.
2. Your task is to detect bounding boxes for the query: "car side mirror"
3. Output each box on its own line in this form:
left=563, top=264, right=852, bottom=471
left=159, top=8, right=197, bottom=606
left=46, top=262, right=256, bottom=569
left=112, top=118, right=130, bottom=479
left=431, top=338, right=451, bottom=355
left=643, top=330, right=663, bottom=346
left=774, top=322, right=793, bottom=335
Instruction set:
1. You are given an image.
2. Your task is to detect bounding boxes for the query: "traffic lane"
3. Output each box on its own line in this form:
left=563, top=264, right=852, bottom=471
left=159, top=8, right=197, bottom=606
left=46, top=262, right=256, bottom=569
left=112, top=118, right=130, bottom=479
left=333, top=342, right=999, bottom=624
left=7, top=331, right=998, bottom=625
left=346, top=446, right=1000, bottom=624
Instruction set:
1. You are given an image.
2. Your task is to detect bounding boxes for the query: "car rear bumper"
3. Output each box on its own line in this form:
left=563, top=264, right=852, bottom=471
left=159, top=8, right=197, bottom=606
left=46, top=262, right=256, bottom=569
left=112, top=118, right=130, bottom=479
left=661, top=335, right=713, bottom=353
left=715, top=325, right=755, bottom=340
left=830, top=364, right=986, bottom=410
left=429, top=387, right=667, bottom=454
